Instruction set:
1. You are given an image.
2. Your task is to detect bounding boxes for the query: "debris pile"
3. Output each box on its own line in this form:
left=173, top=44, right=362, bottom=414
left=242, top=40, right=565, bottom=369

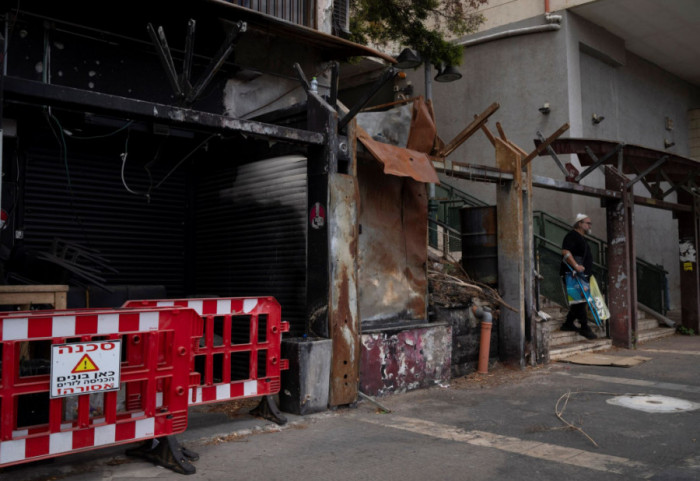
left=428, top=252, right=511, bottom=311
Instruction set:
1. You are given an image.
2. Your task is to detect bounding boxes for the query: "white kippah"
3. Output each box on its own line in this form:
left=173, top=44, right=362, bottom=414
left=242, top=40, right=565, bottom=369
left=573, top=213, right=588, bottom=225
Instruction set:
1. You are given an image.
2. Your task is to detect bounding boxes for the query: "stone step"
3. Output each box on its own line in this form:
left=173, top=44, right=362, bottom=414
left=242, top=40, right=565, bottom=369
left=549, top=326, right=606, bottom=346
left=549, top=338, right=613, bottom=361
left=638, top=327, right=677, bottom=343
left=638, top=317, right=660, bottom=331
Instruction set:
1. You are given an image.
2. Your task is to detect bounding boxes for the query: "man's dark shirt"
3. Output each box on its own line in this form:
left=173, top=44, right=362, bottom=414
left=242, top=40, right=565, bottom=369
left=560, top=229, right=593, bottom=277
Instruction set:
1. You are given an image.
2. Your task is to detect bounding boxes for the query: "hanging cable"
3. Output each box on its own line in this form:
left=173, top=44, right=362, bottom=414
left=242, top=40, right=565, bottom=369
left=120, top=129, right=151, bottom=202
left=155, top=133, right=219, bottom=189
left=64, top=120, right=134, bottom=140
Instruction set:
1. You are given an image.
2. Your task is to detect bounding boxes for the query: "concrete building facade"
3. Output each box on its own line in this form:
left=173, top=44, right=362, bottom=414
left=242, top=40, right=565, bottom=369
left=406, top=0, right=700, bottom=311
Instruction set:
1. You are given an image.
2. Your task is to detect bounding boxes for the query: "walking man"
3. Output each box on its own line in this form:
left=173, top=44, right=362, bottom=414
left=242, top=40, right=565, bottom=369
left=560, top=213, right=598, bottom=339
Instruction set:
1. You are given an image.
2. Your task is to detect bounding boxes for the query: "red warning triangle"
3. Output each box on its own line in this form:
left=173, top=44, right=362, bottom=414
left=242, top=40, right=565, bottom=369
left=72, top=354, right=99, bottom=373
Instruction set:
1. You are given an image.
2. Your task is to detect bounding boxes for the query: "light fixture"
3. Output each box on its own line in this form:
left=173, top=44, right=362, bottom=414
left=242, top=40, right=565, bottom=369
left=664, top=139, right=675, bottom=148
left=539, top=102, right=551, bottom=115
left=592, top=113, right=605, bottom=124
left=394, top=48, right=423, bottom=69
left=434, top=65, right=462, bottom=83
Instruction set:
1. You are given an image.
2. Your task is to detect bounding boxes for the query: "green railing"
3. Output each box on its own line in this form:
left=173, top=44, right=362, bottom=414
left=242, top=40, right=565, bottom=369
left=429, top=182, right=668, bottom=313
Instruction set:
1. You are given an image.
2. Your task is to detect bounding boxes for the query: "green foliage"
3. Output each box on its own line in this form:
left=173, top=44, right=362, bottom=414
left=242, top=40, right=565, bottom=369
left=676, top=325, right=696, bottom=336
left=349, top=0, right=488, bottom=67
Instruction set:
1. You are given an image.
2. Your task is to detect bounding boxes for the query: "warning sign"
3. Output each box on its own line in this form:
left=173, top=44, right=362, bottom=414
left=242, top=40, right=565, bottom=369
left=72, top=354, right=99, bottom=373
left=50, top=340, right=121, bottom=398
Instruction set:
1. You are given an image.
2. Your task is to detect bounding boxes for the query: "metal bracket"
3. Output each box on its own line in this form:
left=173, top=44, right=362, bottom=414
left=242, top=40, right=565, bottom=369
left=147, top=20, right=246, bottom=106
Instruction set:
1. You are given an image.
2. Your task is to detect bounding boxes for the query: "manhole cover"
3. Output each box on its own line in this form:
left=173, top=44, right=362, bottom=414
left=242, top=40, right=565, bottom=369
left=606, top=394, right=700, bottom=413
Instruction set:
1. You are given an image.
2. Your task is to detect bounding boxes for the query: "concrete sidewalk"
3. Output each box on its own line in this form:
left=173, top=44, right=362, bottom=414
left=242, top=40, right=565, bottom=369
left=3, top=334, right=699, bottom=480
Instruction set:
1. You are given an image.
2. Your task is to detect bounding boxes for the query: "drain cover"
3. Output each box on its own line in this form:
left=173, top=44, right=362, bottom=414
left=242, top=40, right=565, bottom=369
left=606, top=395, right=700, bottom=413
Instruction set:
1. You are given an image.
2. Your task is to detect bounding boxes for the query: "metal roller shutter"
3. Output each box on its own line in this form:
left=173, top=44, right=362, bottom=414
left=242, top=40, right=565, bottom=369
left=22, top=145, right=188, bottom=298
left=194, top=155, right=307, bottom=336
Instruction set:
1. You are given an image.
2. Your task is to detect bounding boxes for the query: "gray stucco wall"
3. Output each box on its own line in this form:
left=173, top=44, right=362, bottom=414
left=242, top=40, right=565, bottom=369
left=407, top=10, right=700, bottom=310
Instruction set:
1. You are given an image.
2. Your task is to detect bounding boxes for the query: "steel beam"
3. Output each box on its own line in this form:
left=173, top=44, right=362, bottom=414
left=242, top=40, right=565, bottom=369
left=3, top=76, right=324, bottom=145
left=186, top=21, right=246, bottom=104
left=495, top=138, right=525, bottom=367
left=535, top=131, right=569, bottom=177
left=625, top=155, right=668, bottom=189
left=576, top=143, right=623, bottom=182
left=605, top=166, right=637, bottom=348
left=338, top=67, right=398, bottom=132
left=522, top=123, right=569, bottom=168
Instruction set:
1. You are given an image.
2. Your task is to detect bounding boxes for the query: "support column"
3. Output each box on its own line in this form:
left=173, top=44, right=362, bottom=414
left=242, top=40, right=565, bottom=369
left=306, top=92, right=359, bottom=406
left=495, top=139, right=525, bottom=366
left=605, top=166, right=637, bottom=348
left=523, top=160, right=535, bottom=365
left=678, top=190, right=700, bottom=332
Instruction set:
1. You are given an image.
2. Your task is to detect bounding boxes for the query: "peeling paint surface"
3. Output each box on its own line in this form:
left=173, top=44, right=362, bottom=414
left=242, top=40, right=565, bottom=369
left=329, top=174, right=360, bottom=405
left=360, top=325, right=452, bottom=396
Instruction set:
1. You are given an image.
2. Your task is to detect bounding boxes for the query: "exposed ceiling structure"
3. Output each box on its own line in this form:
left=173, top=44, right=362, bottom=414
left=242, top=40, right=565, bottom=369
left=570, top=0, right=700, bottom=87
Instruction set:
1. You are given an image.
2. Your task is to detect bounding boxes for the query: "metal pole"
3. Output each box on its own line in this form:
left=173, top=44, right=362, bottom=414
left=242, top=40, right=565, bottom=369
left=425, top=63, right=438, bottom=245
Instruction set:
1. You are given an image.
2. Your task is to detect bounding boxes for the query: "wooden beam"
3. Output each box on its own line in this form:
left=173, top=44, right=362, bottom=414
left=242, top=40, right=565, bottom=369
left=496, top=121, right=507, bottom=141
left=439, top=102, right=500, bottom=158
left=522, top=123, right=570, bottom=167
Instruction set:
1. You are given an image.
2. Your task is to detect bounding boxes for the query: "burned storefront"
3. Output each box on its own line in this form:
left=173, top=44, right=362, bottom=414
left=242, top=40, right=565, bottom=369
left=0, top=0, right=426, bottom=413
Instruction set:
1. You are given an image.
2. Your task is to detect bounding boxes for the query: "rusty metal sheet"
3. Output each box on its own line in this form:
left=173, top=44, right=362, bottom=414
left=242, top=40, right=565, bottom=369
left=358, top=159, right=428, bottom=325
left=406, top=96, right=438, bottom=154
left=328, top=173, right=360, bottom=406
left=357, top=127, right=440, bottom=184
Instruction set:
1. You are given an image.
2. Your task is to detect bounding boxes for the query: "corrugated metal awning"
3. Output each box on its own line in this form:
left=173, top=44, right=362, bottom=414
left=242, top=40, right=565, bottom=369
left=357, top=127, right=440, bottom=184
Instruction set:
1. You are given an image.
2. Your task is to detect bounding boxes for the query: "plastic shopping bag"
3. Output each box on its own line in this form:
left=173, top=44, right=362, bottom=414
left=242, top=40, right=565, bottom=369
left=588, top=275, right=610, bottom=321
left=564, top=272, right=589, bottom=305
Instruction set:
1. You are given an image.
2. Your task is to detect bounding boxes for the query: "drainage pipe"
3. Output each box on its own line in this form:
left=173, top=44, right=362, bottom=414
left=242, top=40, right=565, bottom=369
left=473, top=305, right=493, bottom=374
left=456, top=14, right=562, bottom=48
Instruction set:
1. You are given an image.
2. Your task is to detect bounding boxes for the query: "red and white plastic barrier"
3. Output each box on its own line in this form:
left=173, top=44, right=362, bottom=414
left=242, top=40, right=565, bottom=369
left=123, top=297, right=289, bottom=406
left=0, top=306, right=202, bottom=468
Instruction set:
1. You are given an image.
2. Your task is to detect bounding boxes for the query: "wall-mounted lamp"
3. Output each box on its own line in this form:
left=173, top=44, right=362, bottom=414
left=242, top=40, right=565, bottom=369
left=434, top=64, right=462, bottom=83
left=592, top=113, right=605, bottom=124
left=664, top=139, right=675, bottom=148
left=395, top=48, right=423, bottom=69
left=539, top=102, right=551, bottom=115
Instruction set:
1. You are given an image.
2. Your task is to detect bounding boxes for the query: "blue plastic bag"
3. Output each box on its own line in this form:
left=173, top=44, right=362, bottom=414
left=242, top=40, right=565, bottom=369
left=565, top=272, right=589, bottom=305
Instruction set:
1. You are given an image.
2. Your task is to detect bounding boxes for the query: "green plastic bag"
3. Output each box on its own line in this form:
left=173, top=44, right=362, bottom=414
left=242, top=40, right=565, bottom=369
left=588, top=275, right=610, bottom=321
